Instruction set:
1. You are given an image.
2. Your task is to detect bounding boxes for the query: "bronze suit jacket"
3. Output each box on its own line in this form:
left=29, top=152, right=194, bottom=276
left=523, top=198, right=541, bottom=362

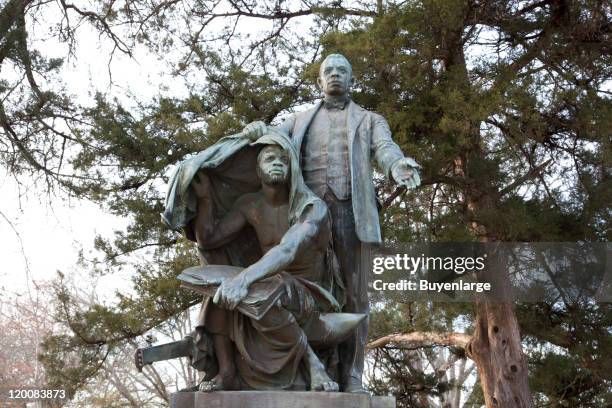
left=276, top=100, right=405, bottom=243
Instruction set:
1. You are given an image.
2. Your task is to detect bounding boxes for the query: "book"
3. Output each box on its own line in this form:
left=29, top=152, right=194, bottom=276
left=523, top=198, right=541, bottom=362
left=178, top=265, right=285, bottom=320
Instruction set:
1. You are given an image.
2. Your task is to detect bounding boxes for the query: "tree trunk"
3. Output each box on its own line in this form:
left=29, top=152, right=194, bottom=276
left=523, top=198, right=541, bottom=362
left=467, top=301, right=533, bottom=408
left=461, top=188, right=533, bottom=407
left=441, top=21, right=535, bottom=399
left=442, top=94, right=534, bottom=407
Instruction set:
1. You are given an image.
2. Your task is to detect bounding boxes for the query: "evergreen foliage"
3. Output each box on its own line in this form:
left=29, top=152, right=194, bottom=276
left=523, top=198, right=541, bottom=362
left=0, top=1, right=609, bottom=406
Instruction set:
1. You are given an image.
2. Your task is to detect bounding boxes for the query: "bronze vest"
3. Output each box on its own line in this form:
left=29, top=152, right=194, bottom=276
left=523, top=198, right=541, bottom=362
left=301, top=107, right=350, bottom=200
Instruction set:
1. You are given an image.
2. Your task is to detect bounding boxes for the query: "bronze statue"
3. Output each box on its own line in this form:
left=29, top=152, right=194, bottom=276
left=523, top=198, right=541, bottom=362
left=144, top=53, right=419, bottom=397
left=192, top=137, right=340, bottom=392
left=152, top=131, right=364, bottom=392
left=241, top=54, right=421, bottom=393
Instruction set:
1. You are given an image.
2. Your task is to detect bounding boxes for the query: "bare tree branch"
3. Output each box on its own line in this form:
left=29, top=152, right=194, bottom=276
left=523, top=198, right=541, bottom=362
left=368, top=331, right=472, bottom=351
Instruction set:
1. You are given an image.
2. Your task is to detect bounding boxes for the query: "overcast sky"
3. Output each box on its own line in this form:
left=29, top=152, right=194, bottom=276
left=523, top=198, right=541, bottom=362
left=0, top=1, right=304, bottom=300
left=0, top=7, right=190, bottom=298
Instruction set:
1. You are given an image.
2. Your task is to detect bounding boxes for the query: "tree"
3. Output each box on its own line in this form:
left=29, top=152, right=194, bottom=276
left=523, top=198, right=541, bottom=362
left=321, top=1, right=609, bottom=406
left=367, top=302, right=477, bottom=407
left=1, top=0, right=609, bottom=406
left=0, top=0, right=135, bottom=192
left=31, top=272, right=198, bottom=406
left=0, top=285, right=55, bottom=396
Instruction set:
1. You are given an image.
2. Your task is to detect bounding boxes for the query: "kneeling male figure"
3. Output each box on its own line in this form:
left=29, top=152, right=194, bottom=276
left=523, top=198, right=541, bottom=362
left=192, top=133, right=342, bottom=392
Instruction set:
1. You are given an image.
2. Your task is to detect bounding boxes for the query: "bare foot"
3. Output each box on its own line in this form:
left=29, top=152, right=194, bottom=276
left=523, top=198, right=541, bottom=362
left=312, top=376, right=339, bottom=392
left=306, top=345, right=339, bottom=392
left=199, top=372, right=236, bottom=393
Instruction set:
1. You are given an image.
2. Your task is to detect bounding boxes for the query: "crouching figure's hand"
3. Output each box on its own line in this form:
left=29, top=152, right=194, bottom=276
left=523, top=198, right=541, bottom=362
left=213, top=274, right=250, bottom=310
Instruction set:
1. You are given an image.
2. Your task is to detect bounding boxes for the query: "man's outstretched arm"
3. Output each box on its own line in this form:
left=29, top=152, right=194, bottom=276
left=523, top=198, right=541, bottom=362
left=371, top=113, right=421, bottom=189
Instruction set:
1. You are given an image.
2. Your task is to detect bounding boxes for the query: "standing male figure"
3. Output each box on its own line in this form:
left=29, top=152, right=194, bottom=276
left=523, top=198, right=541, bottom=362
left=242, top=54, right=421, bottom=393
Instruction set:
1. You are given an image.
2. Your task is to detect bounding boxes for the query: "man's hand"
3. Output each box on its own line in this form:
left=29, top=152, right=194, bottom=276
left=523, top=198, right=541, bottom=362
left=213, top=275, right=250, bottom=310
left=391, top=157, right=421, bottom=189
left=242, top=121, right=267, bottom=141
left=191, top=171, right=213, bottom=199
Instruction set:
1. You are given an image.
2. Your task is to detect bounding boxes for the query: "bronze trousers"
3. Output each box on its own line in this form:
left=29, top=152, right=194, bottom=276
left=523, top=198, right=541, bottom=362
left=323, top=190, right=368, bottom=389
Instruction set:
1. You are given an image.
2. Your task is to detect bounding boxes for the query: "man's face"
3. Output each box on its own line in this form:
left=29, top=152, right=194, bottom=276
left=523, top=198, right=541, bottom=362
left=318, top=56, right=353, bottom=97
left=257, top=145, right=290, bottom=185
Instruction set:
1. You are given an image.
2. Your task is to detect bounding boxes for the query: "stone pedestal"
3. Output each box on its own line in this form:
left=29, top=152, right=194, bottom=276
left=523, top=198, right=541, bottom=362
left=170, top=391, right=395, bottom=408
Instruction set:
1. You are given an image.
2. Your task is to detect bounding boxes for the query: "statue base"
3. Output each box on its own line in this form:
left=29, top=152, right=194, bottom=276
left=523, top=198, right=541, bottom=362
left=170, top=391, right=396, bottom=408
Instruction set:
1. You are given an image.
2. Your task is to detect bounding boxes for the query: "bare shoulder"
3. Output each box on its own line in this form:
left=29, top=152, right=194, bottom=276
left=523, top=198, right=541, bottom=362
left=234, top=192, right=262, bottom=212
left=300, top=199, right=329, bottom=225
left=296, top=200, right=331, bottom=248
